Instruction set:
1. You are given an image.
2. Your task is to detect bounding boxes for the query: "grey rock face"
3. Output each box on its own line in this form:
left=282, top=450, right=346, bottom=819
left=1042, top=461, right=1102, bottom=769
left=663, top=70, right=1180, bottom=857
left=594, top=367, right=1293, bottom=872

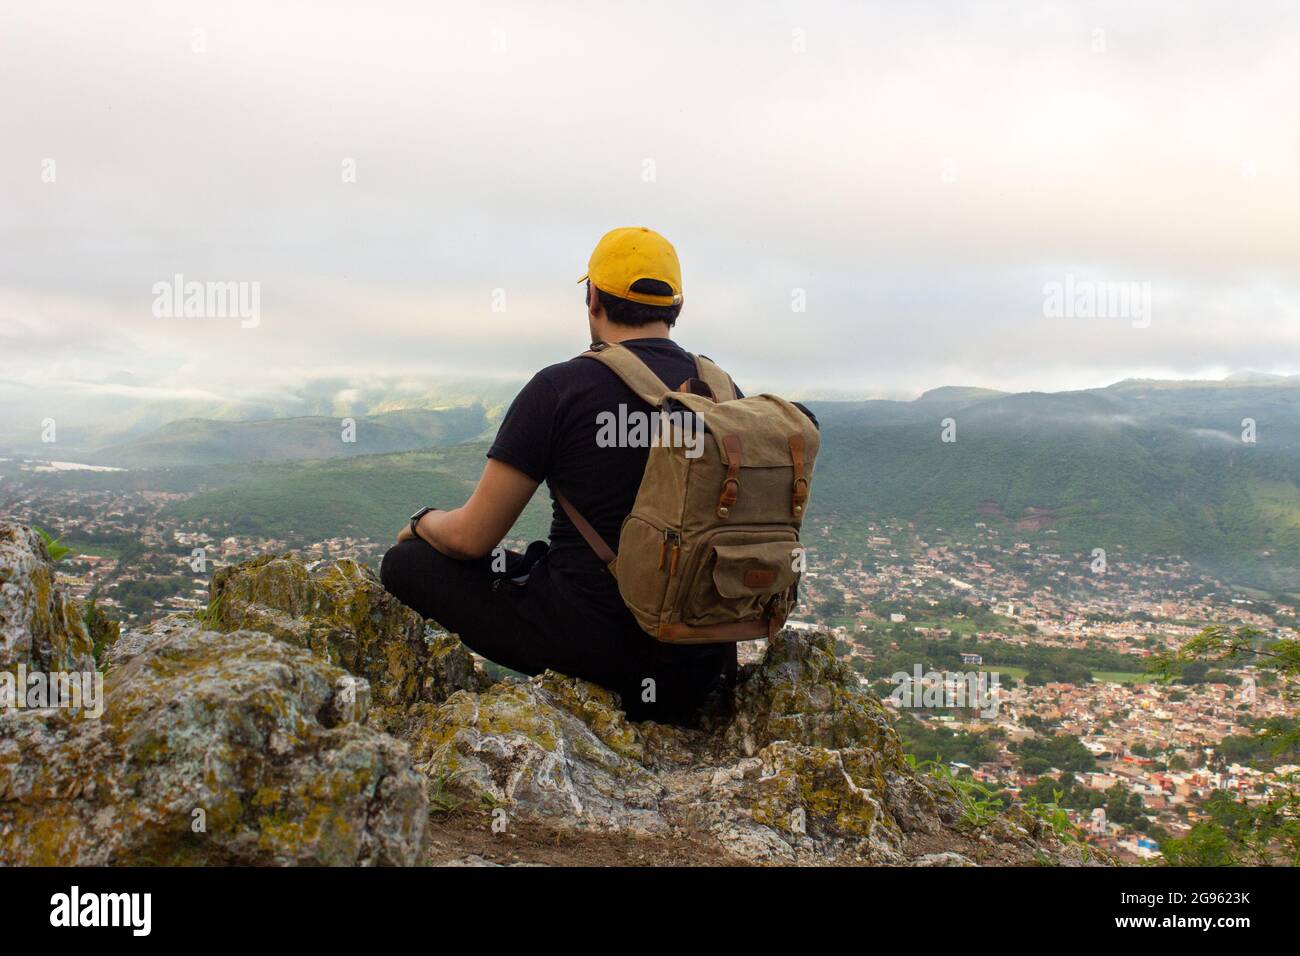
left=0, top=527, right=428, bottom=866
left=0, top=524, right=95, bottom=674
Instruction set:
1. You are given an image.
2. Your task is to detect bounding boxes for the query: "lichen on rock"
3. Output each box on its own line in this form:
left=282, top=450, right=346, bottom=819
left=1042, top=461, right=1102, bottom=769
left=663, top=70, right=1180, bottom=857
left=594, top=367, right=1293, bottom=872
left=0, top=524, right=95, bottom=674
left=206, top=553, right=489, bottom=728
left=1, top=532, right=1102, bottom=867
left=0, top=529, right=427, bottom=866
left=412, top=674, right=666, bottom=834
left=0, top=619, right=428, bottom=865
left=407, top=622, right=1100, bottom=865
left=718, top=629, right=904, bottom=759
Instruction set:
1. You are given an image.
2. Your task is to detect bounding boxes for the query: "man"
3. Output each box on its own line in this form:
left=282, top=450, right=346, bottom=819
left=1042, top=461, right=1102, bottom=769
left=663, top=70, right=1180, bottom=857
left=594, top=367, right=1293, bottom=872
left=380, top=227, right=737, bottom=723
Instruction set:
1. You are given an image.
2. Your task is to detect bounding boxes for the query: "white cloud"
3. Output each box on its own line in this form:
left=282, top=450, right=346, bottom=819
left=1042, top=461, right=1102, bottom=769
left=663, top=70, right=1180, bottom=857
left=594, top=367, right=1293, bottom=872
left=1, top=0, right=1297, bottom=404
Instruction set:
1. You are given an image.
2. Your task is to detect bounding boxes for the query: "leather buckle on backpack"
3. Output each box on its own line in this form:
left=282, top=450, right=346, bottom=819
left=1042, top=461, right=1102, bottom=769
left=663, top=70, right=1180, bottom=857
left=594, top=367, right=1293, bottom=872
left=717, top=434, right=743, bottom=518
left=788, top=434, right=809, bottom=517
left=716, top=477, right=739, bottom=518
left=792, top=476, right=809, bottom=517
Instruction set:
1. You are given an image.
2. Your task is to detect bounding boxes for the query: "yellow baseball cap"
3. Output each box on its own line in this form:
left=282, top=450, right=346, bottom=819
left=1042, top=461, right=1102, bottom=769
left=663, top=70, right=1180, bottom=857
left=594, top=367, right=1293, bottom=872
left=577, top=226, right=683, bottom=306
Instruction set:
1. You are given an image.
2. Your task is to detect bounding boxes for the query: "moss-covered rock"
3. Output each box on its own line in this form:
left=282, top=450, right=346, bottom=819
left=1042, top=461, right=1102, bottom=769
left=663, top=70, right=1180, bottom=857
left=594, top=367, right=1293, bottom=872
left=742, top=742, right=900, bottom=854
left=206, top=554, right=488, bottom=724
left=414, top=672, right=666, bottom=833
left=720, top=629, right=904, bottom=761
left=0, top=525, right=95, bottom=674
left=0, top=620, right=427, bottom=865
left=407, top=622, right=1097, bottom=865
left=407, top=630, right=926, bottom=861
left=82, top=598, right=120, bottom=666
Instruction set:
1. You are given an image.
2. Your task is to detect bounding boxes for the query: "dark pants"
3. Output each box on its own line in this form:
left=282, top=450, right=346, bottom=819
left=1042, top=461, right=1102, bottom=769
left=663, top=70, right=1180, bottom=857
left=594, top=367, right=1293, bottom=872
left=379, top=538, right=735, bottom=724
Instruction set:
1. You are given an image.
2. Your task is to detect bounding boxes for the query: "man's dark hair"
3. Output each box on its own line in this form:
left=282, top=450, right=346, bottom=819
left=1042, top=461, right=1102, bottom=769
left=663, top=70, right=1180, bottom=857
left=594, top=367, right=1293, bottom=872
left=587, top=279, right=682, bottom=328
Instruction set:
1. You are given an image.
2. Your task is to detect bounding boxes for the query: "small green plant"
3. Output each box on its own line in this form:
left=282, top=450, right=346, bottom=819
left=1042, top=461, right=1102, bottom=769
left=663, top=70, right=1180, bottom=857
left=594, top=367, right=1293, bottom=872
left=1022, top=788, right=1090, bottom=861
left=197, top=590, right=227, bottom=629
left=428, top=771, right=463, bottom=815
left=34, top=527, right=71, bottom=562
left=908, top=753, right=1003, bottom=827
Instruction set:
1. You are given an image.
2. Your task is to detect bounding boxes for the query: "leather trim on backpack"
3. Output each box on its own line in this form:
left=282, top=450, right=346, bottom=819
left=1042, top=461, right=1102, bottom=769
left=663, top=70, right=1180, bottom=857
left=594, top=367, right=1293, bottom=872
left=657, top=614, right=782, bottom=644
left=788, top=434, right=810, bottom=518
left=716, top=434, right=742, bottom=518
left=554, top=490, right=617, bottom=565
left=557, top=343, right=816, bottom=646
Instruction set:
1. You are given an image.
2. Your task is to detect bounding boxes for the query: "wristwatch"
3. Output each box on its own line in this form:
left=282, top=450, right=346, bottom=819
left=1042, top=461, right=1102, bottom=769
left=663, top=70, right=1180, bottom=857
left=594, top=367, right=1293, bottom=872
left=409, top=506, right=437, bottom=544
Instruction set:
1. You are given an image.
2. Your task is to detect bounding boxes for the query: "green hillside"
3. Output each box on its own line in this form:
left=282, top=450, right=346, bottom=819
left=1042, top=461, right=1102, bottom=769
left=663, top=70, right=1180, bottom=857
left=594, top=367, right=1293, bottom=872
left=162, top=444, right=551, bottom=544
left=804, top=378, right=1300, bottom=585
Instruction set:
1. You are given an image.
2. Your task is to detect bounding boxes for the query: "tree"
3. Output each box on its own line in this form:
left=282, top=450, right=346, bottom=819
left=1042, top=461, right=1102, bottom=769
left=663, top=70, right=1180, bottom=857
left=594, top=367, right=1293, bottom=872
left=1151, top=625, right=1300, bottom=865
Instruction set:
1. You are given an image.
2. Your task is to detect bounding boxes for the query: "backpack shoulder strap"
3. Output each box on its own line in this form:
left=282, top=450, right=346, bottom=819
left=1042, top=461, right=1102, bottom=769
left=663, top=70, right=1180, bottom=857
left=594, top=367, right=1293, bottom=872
left=694, top=353, right=737, bottom=402
left=554, top=490, right=616, bottom=564
left=578, top=343, right=671, bottom=406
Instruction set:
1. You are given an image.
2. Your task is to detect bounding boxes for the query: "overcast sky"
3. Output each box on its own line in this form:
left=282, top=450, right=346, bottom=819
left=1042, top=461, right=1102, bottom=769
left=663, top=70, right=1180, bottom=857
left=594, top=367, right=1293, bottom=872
left=2, top=0, right=1297, bottom=409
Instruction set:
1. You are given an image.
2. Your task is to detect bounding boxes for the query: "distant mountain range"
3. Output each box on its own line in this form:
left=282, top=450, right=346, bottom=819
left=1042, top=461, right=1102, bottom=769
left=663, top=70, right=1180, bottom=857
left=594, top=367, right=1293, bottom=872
left=86, top=406, right=491, bottom=467
left=805, top=377, right=1300, bottom=588
left=0, top=374, right=525, bottom=456
left=7, top=374, right=1299, bottom=590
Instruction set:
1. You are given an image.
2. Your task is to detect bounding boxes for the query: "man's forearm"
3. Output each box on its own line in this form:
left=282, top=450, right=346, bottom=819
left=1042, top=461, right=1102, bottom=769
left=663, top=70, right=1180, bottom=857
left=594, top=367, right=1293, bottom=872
left=414, top=507, right=483, bottom=560
left=400, top=459, right=537, bottom=560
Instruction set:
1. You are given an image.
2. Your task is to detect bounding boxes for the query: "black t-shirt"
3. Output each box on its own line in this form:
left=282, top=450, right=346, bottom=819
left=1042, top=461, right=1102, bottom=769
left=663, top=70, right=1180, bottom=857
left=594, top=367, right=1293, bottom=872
left=488, top=338, right=732, bottom=614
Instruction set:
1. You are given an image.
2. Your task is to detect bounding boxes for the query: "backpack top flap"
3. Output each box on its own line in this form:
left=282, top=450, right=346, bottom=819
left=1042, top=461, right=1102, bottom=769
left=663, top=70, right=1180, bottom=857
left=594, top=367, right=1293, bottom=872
left=666, top=391, right=820, bottom=468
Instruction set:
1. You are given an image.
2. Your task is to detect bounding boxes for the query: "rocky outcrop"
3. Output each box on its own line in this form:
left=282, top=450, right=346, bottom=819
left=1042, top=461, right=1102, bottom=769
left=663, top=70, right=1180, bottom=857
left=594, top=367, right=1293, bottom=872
left=407, top=630, right=978, bottom=864
left=206, top=554, right=487, bottom=729
left=407, top=623, right=1096, bottom=865
left=0, top=525, right=95, bottom=674
left=410, top=673, right=667, bottom=833
left=0, top=530, right=427, bottom=865
left=1, top=528, right=1099, bottom=867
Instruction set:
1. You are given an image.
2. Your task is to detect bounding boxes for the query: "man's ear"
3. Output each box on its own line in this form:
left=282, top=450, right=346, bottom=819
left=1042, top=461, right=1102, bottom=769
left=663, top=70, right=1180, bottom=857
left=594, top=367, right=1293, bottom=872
left=586, top=282, right=603, bottom=322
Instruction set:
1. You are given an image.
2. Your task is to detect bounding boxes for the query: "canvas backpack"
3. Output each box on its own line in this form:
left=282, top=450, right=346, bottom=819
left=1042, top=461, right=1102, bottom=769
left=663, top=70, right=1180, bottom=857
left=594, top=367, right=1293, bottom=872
left=555, top=342, right=819, bottom=644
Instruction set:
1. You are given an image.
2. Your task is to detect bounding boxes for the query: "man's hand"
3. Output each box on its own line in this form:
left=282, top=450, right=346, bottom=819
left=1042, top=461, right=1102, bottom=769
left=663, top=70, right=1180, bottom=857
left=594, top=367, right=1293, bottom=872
left=396, top=523, right=417, bottom=544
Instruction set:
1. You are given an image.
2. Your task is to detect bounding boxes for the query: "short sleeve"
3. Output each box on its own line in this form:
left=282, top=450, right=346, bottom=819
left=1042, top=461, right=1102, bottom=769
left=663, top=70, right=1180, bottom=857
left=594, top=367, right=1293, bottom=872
left=486, top=371, right=560, bottom=482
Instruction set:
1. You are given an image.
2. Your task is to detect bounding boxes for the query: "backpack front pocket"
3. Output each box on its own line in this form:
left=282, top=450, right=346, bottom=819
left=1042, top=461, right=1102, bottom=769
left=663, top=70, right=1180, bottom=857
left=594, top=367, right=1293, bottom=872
left=676, top=529, right=800, bottom=627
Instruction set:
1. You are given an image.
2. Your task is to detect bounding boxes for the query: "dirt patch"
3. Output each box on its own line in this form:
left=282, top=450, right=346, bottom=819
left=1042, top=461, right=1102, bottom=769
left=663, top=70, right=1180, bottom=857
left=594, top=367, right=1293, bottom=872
left=425, top=811, right=1081, bottom=868
left=425, top=810, right=753, bottom=867
left=1013, top=507, right=1055, bottom=532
